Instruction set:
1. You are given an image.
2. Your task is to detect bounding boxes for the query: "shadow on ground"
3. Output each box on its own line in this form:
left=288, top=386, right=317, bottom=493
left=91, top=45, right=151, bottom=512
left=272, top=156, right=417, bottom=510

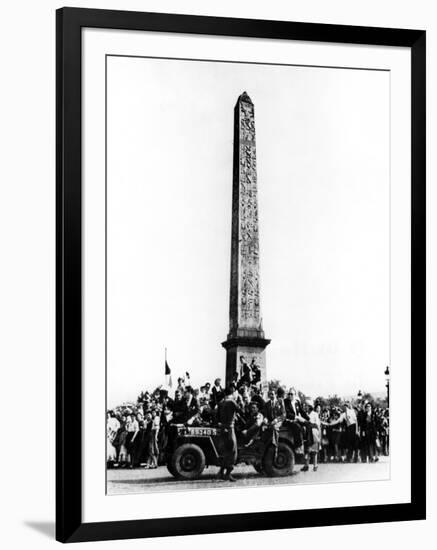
left=112, top=470, right=261, bottom=485
left=24, top=521, right=55, bottom=539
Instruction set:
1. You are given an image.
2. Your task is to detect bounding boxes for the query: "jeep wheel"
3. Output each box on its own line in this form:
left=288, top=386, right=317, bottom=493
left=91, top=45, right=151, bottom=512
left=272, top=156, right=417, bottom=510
left=263, top=442, right=294, bottom=477
left=170, top=443, right=206, bottom=480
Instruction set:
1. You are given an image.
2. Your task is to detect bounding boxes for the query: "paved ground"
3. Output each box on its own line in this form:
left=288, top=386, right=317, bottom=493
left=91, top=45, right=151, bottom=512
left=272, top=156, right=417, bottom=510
left=107, top=457, right=389, bottom=494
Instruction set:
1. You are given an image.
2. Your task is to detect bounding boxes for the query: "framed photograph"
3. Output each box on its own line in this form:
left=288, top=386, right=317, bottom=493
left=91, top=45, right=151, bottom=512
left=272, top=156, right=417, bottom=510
left=56, top=7, right=426, bottom=543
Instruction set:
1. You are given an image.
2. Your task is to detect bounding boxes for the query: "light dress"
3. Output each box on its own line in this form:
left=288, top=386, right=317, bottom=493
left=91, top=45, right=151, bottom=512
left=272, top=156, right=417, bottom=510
left=308, top=410, right=321, bottom=453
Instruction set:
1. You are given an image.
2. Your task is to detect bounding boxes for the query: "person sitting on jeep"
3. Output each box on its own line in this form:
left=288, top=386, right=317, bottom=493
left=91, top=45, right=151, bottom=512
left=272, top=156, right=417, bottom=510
left=240, top=401, right=265, bottom=446
left=284, top=387, right=308, bottom=453
left=241, top=390, right=252, bottom=420
left=250, top=385, right=266, bottom=411
left=263, top=389, right=286, bottom=446
left=263, top=389, right=286, bottom=423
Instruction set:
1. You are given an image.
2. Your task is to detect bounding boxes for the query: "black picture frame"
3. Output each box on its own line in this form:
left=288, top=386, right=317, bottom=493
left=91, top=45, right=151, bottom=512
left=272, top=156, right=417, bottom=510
left=56, top=7, right=426, bottom=543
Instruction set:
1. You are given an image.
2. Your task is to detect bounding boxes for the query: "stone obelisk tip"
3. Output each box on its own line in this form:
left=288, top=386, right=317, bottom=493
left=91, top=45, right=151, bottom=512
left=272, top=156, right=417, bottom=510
left=238, top=91, right=253, bottom=104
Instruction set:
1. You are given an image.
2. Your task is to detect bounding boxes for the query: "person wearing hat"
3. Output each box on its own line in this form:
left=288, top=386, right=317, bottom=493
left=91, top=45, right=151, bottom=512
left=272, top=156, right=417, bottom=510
left=301, top=398, right=321, bottom=472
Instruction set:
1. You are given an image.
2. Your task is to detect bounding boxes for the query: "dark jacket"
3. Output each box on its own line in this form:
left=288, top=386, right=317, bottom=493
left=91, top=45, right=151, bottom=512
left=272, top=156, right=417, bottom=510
left=211, top=386, right=224, bottom=407
left=217, top=398, right=241, bottom=428
left=284, top=398, right=307, bottom=421
left=263, top=399, right=286, bottom=422
left=172, top=398, right=186, bottom=424
left=184, top=396, right=200, bottom=422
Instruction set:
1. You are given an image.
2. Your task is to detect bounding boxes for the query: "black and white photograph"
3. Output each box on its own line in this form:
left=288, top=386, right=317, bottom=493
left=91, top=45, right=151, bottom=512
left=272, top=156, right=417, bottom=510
left=105, top=55, right=391, bottom=495
left=0, top=0, right=431, bottom=547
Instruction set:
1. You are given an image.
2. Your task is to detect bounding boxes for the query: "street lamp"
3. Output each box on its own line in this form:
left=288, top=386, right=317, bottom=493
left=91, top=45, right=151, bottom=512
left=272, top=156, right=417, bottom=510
left=384, top=366, right=390, bottom=408
left=357, top=390, right=362, bottom=399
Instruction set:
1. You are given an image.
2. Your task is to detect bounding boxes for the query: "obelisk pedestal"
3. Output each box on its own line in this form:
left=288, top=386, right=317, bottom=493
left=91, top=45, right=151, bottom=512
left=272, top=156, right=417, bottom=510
left=222, top=92, right=270, bottom=390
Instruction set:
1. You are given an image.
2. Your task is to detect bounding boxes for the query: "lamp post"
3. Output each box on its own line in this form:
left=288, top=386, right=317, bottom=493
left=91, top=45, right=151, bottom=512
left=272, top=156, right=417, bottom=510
left=384, top=366, right=390, bottom=408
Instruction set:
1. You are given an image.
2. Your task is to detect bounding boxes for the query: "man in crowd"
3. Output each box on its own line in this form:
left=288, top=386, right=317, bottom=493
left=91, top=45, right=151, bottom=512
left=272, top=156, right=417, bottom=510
left=210, top=378, right=224, bottom=408
left=241, top=389, right=252, bottom=419
left=342, top=401, right=359, bottom=462
left=216, top=386, right=243, bottom=481
left=183, top=386, right=200, bottom=424
left=172, top=389, right=186, bottom=424
left=250, top=358, right=261, bottom=386
left=240, top=401, right=264, bottom=446
left=239, top=355, right=252, bottom=386
left=284, top=387, right=307, bottom=453
left=263, top=388, right=286, bottom=446
left=250, top=385, right=265, bottom=411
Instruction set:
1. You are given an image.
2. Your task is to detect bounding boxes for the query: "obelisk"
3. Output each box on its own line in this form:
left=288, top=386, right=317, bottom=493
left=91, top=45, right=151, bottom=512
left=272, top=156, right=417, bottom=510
left=222, top=92, right=270, bottom=389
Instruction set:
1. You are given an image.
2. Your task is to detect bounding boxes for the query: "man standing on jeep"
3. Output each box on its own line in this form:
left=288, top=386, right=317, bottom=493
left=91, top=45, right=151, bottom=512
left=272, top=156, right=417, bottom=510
left=216, top=386, right=242, bottom=482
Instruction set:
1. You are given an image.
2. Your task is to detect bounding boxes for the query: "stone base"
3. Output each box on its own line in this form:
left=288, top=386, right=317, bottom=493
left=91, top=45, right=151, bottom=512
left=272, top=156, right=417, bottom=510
left=222, top=336, right=271, bottom=390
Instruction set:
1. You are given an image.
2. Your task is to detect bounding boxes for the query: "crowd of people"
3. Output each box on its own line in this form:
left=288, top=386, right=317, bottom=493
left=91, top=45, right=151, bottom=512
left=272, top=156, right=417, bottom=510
left=107, top=364, right=389, bottom=477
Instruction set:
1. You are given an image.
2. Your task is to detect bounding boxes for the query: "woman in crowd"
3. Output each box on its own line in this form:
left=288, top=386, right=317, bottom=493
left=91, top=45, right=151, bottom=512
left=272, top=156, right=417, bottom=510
left=380, top=409, right=390, bottom=456
left=158, top=403, right=173, bottom=463
left=145, top=409, right=160, bottom=469
left=114, top=414, right=128, bottom=467
left=326, top=408, right=344, bottom=462
left=124, top=413, right=139, bottom=467
left=319, top=407, right=330, bottom=464
left=301, top=399, right=321, bottom=472
left=106, top=411, right=120, bottom=468
left=130, top=412, right=147, bottom=468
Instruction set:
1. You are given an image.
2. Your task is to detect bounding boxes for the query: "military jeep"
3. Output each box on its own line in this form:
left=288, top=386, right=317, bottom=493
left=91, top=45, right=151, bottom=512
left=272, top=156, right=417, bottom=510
left=165, top=422, right=298, bottom=480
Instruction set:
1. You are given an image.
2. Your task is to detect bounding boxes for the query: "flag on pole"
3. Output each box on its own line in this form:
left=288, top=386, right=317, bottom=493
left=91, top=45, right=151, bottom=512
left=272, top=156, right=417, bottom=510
left=165, top=348, right=172, bottom=388
left=165, top=360, right=171, bottom=375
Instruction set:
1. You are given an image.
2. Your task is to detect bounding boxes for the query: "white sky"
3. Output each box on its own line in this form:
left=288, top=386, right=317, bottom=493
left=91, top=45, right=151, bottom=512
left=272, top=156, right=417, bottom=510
left=106, top=56, right=390, bottom=408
